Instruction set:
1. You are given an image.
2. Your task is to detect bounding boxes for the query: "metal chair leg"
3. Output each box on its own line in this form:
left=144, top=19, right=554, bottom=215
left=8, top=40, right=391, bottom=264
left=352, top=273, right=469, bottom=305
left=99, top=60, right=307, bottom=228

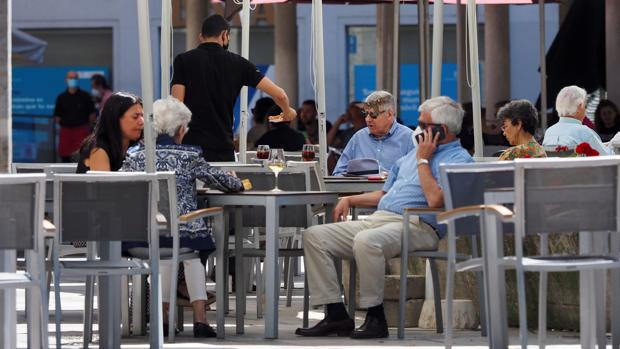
left=83, top=275, right=95, bottom=346
left=429, top=258, right=444, bottom=334
left=348, top=260, right=356, bottom=318
left=303, top=272, right=309, bottom=328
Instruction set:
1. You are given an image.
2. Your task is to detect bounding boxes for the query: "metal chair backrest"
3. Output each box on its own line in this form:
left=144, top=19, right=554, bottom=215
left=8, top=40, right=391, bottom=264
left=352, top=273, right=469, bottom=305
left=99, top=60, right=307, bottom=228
left=53, top=173, right=156, bottom=243
left=222, top=166, right=314, bottom=228
left=514, top=157, right=620, bottom=236
left=288, top=161, right=325, bottom=191
left=156, top=172, right=178, bottom=237
left=440, top=161, right=515, bottom=236
left=0, top=174, right=45, bottom=251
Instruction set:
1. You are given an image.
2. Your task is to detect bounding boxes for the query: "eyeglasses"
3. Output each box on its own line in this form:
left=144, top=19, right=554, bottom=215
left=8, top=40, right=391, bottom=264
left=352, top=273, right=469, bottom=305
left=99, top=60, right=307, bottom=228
left=362, top=109, right=387, bottom=119
left=418, top=121, right=443, bottom=129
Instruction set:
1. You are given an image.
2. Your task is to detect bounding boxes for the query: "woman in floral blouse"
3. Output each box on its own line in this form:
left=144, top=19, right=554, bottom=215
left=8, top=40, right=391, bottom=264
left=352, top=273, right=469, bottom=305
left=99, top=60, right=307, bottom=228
left=497, top=99, right=546, bottom=160
left=122, top=97, right=243, bottom=337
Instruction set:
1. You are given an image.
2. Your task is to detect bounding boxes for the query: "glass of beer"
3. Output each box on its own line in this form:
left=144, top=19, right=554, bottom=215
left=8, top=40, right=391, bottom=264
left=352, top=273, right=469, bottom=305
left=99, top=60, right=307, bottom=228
left=302, top=144, right=316, bottom=161
left=257, top=145, right=270, bottom=160
left=267, top=148, right=286, bottom=192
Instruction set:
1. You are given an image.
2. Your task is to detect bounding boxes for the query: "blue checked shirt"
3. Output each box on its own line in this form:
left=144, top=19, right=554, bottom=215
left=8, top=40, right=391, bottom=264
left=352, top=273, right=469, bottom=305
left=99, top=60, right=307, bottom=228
left=332, top=121, right=415, bottom=176
left=542, top=117, right=611, bottom=155
left=377, top=140, right=474, bottom=238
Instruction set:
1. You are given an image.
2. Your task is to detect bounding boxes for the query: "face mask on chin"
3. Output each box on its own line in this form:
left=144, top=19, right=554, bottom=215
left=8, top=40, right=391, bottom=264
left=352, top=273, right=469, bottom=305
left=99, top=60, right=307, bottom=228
left=91, top=88, right=101, bottom=98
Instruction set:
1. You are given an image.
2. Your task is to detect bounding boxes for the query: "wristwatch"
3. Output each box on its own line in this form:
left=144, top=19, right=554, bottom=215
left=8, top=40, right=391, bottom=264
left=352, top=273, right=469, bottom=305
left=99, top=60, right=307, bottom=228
left=417, top=158, right=429, bottom=166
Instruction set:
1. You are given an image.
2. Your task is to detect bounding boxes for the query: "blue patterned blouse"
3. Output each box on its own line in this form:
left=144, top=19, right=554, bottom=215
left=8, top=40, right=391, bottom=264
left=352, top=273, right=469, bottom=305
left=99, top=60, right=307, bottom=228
left=121, top=135, right=243, bottom=251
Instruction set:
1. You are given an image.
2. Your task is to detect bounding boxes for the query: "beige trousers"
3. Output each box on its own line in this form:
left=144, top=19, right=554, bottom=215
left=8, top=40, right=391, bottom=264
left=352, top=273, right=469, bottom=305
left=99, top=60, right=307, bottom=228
left=303, top=210, right=438, bottom=308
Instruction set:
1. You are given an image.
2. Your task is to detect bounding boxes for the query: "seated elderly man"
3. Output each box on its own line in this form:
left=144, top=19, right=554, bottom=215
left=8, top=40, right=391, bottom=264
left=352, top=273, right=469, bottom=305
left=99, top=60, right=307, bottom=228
left=332, top=91, right=414, bottom=176
left=296, top=96, right=473, bottom=339
left=543, top=85, right=610, bottom=155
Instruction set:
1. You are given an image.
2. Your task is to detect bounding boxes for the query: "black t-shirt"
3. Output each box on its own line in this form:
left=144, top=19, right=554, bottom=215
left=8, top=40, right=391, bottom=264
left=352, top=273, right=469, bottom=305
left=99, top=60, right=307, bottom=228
left=254, top=124, right=306, bottom=151
left=53, top=88, right=95, bottom=128
left=172, top=43, right=265, bottom=160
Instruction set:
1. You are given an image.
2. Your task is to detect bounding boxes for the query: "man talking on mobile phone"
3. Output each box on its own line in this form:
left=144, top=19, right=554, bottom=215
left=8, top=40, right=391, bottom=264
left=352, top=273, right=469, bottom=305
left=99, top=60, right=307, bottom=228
left=296, top=96, right=473, bottom=339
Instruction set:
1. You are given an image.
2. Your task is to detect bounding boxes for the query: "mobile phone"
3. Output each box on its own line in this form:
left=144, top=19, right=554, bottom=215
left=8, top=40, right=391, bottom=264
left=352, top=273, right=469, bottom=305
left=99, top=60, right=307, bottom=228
left=415, top=125, right=446, bottom=143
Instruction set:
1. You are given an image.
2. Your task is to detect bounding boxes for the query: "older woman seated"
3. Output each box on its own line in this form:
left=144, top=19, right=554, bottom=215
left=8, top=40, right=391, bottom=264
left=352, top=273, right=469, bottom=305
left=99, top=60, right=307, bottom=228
left=498, top=99, right=546, bottom=160
left=121, top=96, right=244, bottom=337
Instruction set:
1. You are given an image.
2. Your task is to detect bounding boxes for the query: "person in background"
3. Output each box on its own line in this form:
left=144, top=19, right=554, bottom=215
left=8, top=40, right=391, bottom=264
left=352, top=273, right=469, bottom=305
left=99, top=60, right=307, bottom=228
left=247, top=97, right=275, bottom=150
left=254, top=105, right=306, bottom=151
left=543, top=85, right=610, bottom=155
left=122, top=96, right=244, bottom=338
left=297, top=99, right=332, bottom=144
left=76, top=92, right=144, bottom=173
left=327, top=101, right=366, bottom=149
left=332, top=91, right=414, bottom=176
left=90, top=74, right=113, bottom=117
left=594, top=100, right=620, bottom=142
left=171, top=14, right=296, bottom=162
left=54, top=71, right=96, bottom=162
left=497, top=99, right=546, bottom=160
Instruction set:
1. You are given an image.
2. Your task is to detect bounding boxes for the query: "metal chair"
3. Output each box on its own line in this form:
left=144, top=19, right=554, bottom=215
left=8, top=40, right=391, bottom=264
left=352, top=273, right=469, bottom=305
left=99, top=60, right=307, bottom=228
left=51, top=173, right=163, bottom=348
left=0, top=174, right=49, bottom=349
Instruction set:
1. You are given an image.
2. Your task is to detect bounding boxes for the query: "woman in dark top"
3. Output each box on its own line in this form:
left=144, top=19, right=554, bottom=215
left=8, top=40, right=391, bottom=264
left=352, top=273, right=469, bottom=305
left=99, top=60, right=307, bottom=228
left=594, top=100, right=620, bottom=142
left=76, top=92, right=144, bottom=173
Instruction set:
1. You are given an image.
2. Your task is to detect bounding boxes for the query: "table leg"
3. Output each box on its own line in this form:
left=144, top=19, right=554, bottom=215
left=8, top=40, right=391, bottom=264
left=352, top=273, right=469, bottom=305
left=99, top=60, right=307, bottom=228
left=484, top=210, right=508, bottom=348
left=0, top=250, right=17, bottom=349
left=264, top=197, right=279, bottom=339
left=26, top=249, right=42, bottom=349
left=98, top=241, right=121, bottom=349
left=579, top=231, right=595, bottom=349
left=215, top=211, right=227, bottom=339
left=234, top=209, right=245, bottom=334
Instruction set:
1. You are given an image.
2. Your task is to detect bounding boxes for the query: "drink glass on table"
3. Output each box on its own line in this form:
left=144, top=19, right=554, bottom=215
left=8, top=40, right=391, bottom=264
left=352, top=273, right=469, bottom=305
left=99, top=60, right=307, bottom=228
left=302, top=144, right=316, bottom=161
left=257, top=145, right=270, bottom=160
left=267, top=148, right=286, bottom=192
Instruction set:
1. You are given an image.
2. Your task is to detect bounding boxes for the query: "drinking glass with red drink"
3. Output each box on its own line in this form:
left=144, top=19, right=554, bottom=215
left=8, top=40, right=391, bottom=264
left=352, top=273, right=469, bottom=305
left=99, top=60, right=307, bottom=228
left=302, top=144, right=316, bottom=161
left=257, top=145, right=270, bottom=160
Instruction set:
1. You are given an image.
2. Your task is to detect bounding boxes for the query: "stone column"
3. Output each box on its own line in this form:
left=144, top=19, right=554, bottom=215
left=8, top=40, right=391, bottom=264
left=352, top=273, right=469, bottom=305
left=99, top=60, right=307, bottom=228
left=274, top=3, right=298, bottom=108
left=185, top=0, right=209, bottom=50
left=376, top=4, right=394, bottom=92
left=456, top=1, right=470, bottom=103
left=606, top=0, right=620, bottom=104
left=0, top=0, right=10, bottom=173
left=483, top=5, right=510, bottom=119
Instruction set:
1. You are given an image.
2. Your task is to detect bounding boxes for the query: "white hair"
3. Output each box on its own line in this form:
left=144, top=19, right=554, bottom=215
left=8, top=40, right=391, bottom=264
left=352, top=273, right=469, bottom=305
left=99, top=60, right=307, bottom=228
left=418, top=96, right=464, bottom=134
left=555, top=85, right=586, bottom=117
left=153, top=96, right=192, bottom=136
left=365, top=90, right=396, bottom=112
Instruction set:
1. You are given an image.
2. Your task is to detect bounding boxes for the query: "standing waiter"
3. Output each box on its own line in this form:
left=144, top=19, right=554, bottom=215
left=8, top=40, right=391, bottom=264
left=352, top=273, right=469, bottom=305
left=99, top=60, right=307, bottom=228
left=172, top=14, right=296, bottom=162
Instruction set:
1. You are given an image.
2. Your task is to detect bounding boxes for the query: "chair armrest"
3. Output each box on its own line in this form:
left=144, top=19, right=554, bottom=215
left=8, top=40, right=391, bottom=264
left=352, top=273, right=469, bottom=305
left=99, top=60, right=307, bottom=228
left=403, top=207, right=445, bottom=216
left=43, top=219, right=56, bottom=235
left=179, top=207, right=224, bottom=223
left=437, top=204, right=513, bottom=224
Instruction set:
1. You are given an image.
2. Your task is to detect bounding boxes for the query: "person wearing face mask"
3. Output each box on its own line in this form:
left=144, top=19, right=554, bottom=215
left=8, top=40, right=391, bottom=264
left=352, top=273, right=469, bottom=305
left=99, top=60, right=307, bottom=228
left=53, top=71, right=96, bottom=162
left=171, top=14, right=297, bottom=162
left=90, top=74, right=113, bottom=117
left=331, top=91, right=414, bottom=176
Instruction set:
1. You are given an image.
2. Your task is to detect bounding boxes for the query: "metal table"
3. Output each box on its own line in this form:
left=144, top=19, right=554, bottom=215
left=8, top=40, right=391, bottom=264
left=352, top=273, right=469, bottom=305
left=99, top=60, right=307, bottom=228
left=199, top=190, right=338, bottom=339
left=324, top=177, right=385, bottom=193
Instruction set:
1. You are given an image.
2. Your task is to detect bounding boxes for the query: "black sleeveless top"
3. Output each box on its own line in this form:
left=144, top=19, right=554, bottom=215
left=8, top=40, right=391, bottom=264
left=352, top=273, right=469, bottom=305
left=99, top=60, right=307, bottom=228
left=76, top=139, right=121, bottom=173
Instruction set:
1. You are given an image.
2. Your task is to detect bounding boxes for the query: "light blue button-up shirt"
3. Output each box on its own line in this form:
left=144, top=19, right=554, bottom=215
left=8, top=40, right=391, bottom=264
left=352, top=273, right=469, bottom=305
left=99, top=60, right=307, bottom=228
left=332, top=121, right=415, bottom=176
left=377, top=140, right=474, bottom=238
left=542, top=117, right=611, bottom=155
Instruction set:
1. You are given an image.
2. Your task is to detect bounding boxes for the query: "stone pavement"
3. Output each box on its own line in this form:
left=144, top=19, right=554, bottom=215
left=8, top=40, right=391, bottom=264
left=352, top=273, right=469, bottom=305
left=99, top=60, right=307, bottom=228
left=13, top=275, right=604, bottom=348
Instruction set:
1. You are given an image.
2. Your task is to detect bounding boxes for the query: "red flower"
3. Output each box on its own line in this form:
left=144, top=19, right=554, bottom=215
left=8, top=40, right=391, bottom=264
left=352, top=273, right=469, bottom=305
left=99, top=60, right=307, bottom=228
left=522, top=154, right=532, bottom=158
left=555, top=145, right=569, bottom=152
left=575, top=142, right=599, bottom=156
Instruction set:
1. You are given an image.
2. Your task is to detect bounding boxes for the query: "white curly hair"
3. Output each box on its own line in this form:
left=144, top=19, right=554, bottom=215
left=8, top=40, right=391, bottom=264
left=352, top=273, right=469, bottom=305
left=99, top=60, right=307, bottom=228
left=555, top=85, right=587, bottom=117
left=153, top=96, right=192, bottom=137
left=418, top=96, right=464, bottom=134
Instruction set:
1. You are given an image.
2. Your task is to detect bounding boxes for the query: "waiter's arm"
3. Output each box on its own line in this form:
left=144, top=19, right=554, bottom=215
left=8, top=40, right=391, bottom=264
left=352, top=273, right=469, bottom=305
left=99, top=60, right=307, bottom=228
left=256, top=77, right=296, bottom=121
left=171, top=84, right=186, bottom=102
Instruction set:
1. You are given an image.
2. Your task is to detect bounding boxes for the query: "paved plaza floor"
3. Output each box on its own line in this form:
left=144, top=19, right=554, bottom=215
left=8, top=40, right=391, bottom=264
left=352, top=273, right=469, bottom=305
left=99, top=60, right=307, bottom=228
left=13, top=275, right=608, bottom=348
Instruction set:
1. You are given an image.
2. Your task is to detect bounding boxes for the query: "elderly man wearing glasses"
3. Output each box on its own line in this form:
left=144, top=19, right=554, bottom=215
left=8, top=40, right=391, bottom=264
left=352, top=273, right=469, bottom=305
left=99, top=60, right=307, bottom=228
left=296, top=96, right=473, bottom=339
left=331, top=91, right=414, bottom=176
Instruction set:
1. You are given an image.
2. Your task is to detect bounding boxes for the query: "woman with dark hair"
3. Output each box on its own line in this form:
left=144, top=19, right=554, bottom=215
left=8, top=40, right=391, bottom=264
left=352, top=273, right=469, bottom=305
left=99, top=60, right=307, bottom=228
left=498, top=99, right=546, bottom=160
left=594, top=100, right=620, bottom=142
left=76, top=92, right=144, bottom=173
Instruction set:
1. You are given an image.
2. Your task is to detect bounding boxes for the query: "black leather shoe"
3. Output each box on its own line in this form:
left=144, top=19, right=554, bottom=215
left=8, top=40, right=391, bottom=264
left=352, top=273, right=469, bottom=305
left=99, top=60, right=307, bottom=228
left=350, top=315, right=389, bottom=339
left=194, top=322, right=217, bottom=338
left=295, top=317, right=354, bottom=337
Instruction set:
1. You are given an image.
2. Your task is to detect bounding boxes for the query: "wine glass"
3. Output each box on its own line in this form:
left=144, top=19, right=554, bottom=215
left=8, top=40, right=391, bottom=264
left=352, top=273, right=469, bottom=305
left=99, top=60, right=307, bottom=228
left=302, top=144, right=316, bottom=161
left=256, top=145, right=270, bottom=160
left=267, top=148, right=286, bottom=192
